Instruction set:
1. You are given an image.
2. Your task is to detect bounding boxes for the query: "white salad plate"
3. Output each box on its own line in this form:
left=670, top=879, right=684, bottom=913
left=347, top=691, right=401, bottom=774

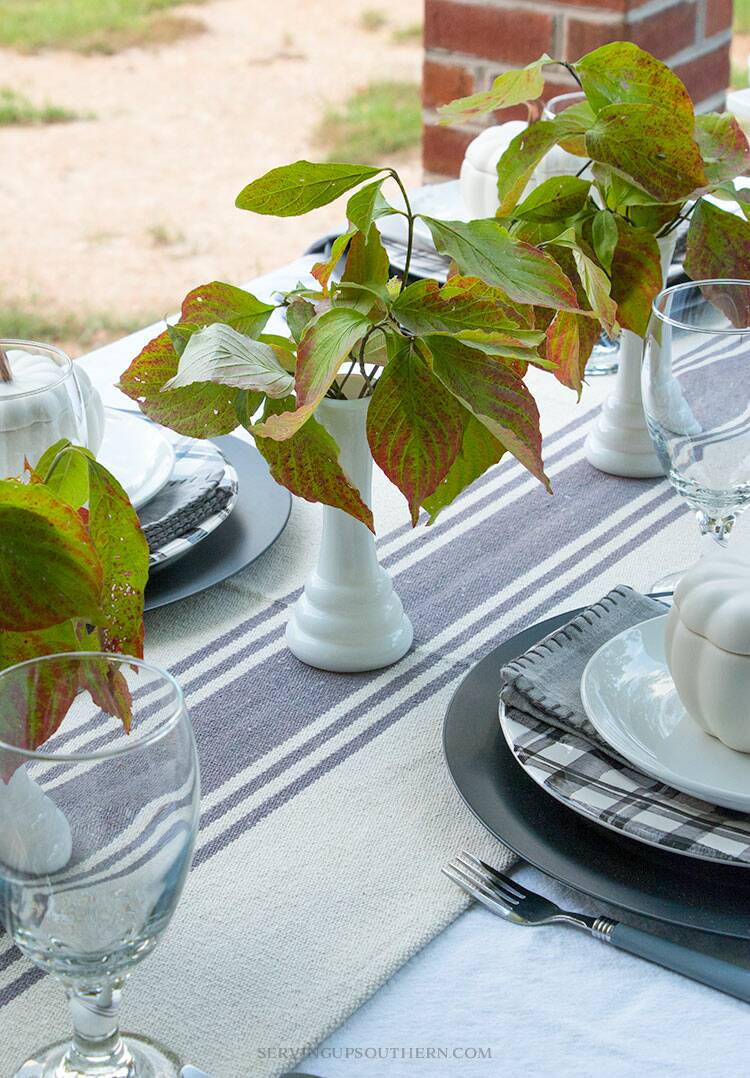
left=581, top=614, right=750, bottom=813
left=97, top=409, right=175, bottom=509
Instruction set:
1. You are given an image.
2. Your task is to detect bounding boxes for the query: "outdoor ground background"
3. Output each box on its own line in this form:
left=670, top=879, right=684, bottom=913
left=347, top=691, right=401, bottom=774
left=1, top=0, right=746, bottom=357
left=0, top=0, right=423, bottom=354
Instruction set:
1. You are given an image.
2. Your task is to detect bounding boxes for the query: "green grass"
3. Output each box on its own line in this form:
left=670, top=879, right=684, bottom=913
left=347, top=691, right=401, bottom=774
left=318, top=81, right=422, bottom=163
left=391, top=22, right=422, bottom=44
left=736, top=0, right=750, bottom=33
left=0, top=86, right=88, bottom=126
left=0, top=0, right=206, bottom=54
left=360, top=8, right=387, bottom=32
left=0, top=306, right=156, bottom=354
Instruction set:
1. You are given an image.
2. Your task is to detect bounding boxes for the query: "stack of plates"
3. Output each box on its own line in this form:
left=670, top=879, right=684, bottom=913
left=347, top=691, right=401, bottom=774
left=98, top=410, right=291, bottom=610
left=444, top=606, right=750, bottom=938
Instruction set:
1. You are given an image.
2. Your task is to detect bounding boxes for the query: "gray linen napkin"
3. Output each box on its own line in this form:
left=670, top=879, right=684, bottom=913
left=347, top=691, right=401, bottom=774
left=138, top=467, right=232, bottom=553
left=500, top=585, right=668, bottom=757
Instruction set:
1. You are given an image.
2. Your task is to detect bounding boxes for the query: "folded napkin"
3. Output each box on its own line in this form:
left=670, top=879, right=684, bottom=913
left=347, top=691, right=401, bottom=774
left=500, top=585, right=667, bottom=760
left=138, top=465, right=233, bottom=554
left=500, top=586, right=750, bottom=864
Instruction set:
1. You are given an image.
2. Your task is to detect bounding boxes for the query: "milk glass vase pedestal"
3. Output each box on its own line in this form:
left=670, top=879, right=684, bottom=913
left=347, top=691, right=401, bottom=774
left=286, top=384, right=413, bottom=673
left=584, top=236, right=677, bottom=478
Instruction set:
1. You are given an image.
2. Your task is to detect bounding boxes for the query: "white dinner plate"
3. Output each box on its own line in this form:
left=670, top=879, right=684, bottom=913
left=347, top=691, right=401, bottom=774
left=581, top=614, right=750, bottom=813
left=97, top=409, right=175, bottom=509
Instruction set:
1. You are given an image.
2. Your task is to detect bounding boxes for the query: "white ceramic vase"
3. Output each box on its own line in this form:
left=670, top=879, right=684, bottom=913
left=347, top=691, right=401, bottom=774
left=285, top=387, right=413, bottom=673
left=584, top=235, right=677, bottom=478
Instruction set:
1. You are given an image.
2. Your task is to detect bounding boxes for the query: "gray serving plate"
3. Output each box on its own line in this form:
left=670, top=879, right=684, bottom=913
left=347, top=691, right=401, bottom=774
left=443, top=607, right=750, bottom=939
left=144, top=435, right=291, bottom=611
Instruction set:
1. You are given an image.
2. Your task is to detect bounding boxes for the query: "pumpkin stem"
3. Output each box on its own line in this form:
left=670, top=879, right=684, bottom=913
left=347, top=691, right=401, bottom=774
left=0, top=346, right=12, bottom=383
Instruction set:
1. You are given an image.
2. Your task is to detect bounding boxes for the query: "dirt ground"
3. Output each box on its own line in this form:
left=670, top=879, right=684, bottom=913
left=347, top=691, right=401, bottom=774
left=0, top=0, right=423, bottom=350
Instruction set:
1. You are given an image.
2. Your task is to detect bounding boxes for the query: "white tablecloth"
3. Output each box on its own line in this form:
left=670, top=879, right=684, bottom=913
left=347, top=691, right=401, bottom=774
left=73, top=259, right=750, bottom=1078
left=302, top=865, right=749, bottom=1078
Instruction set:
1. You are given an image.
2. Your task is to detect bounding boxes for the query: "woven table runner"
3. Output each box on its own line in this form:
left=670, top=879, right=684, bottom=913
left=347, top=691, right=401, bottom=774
left=0, top=260, right=712, bottom=1077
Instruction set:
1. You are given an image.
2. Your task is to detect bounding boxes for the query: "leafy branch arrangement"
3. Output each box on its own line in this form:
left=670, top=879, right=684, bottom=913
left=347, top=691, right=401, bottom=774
left=0, top=441, right=148, bottom=755
left=120, top=43, right=750, bottom=531
left=441, top=42, right=750, bottom=330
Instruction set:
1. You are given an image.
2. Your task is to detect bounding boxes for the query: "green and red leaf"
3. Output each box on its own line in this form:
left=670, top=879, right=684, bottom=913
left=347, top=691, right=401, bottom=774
left=494, top=120, right=562, bottom=215
left=392, top=275, right=535, bottom=336
left=610, top=220, right=663, bottom=337
left=421, top=217, right=580, bottom=311
left=422, top=415, right=506, bottom=524
left=513, top=176, right=591, bottom=222
left=180, top=281, right=275, bottom=337
left=591, top=209, right=618, bottom=272
left=295, top=307, right=371, bottom=408
left=685, top=200, right=750, bottom=325
left=286, top=297, right=317, bottom=343
left=0, top=481, right=103, bottom=633
left=438, top=55, right=551, bottom=125
left=586, top=104, right=708, bottom=203
left=312, top=230, right=356, bottom=288
left=366, top=339, right=466, bottom=525
left=341, top=225, right=390, bottom=291
left=576, top=42, right=694, bottom=128
left=32, top=439, right=91, bottom=510
left=346, top=179, right=393, bottom=234
left=424, top=334, right=548, bottom=489
left=162, top=323, right=294, bottom=398
left=119, top=329, right=240, bottom=438
left=545, top=310, right=580, bottom=393
left=86, top=459, right=149, bottom=657
left=236, top=160, right=382, bottom=216
left=0, top=624, right=84, bottom=769
left=254, top=399, right=374, bottom=531
left=694, top=113, right=750, bottom=186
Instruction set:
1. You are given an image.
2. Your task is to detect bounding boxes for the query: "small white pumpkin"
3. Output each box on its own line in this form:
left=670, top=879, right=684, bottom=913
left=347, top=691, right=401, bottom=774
left=0, top=343, right=104, bottom=479
left=664, top=553, right=750, bottom=752
left=460, top=121, right=528, bottom=218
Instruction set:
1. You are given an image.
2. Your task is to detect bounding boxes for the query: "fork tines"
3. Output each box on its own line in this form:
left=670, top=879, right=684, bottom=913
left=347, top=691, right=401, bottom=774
left=443, top=851, right=527, bottom=917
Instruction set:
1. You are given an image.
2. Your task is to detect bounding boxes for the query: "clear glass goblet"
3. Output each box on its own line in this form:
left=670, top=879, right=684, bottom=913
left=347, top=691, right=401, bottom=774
left=541, top=93, right=618, bottom=377
left=642, top=279, right=750, bottom=592
left=0, top=653, right=200, bottom=1078
left=0, top=339, right=89, bottom=479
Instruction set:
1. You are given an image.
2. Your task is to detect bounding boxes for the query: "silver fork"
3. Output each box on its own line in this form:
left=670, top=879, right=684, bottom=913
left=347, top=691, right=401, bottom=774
left=444, top=852, right=750, bottom=1003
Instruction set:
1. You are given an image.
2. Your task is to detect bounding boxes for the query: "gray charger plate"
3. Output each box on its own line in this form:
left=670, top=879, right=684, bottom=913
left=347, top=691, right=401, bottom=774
left=145, top=435, right=291, bottom=611
left=443, top=606, right=750, bottom=939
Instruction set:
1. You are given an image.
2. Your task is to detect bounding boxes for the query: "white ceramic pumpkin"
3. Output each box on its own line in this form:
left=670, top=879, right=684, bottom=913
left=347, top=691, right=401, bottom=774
left=0, top=342, right=104, bottom=479
left=460, top=121, right=528, bottom=218
left=664, top=553, right=750, bottom=752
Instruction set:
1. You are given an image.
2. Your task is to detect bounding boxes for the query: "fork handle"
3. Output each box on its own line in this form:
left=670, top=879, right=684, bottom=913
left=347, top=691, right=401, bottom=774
left=608, top=924, right=750, bottom=1003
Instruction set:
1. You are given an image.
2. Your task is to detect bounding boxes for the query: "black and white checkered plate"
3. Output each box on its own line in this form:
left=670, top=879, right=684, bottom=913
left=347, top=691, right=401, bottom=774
left=499, top=704, right=750, bottom=867
left=142, top=430, right=239, bottom=573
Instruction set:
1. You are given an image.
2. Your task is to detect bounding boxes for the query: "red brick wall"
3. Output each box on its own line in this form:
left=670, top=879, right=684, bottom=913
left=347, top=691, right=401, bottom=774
left=422, top=0, right=734, bottom=177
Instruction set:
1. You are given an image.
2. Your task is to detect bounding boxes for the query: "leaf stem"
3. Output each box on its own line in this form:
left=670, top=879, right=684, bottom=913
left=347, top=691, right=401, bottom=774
left=575, top=159, right=592, bottom=178
left=389, top=169, right=415, bottom=293
left=336, top=358, right=359, bottom=397
left=562, top=62, right=583, bottom=89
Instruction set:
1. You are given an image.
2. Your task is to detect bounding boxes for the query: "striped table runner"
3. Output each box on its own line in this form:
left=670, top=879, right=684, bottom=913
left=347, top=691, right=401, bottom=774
left=0, top=261, right=714, bottom=1077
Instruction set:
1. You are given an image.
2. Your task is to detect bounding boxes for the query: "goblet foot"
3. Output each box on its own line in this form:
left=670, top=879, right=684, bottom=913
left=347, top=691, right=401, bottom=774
left=651, top=569, right=685, bottom=597
left=14, top=1034, right=181, bottom=1078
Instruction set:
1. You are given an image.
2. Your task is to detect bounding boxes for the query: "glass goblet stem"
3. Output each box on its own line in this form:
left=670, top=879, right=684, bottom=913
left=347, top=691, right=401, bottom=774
left=64, top=979, right=134, bottom=1075
left=696, top=509, right=736, bottom=547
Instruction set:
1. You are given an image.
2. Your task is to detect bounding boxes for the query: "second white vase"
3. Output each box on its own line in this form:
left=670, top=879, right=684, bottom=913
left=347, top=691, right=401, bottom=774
left=584, top=235, right=676, bottom=478
left=285, top=384, right=413, bottom=673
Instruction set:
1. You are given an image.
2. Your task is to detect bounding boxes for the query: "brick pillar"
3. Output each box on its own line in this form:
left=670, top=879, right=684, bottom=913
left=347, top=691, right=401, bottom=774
left=422, top=0, right=734, bottom=179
